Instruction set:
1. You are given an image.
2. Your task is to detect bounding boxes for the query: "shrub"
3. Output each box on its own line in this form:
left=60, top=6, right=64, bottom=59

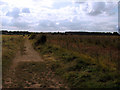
left=35, top=35, right=47, bottom=46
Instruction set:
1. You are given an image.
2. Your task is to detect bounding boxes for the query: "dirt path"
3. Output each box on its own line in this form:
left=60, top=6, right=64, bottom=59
left=3, top=37, right=66, bottom=88
left=11, top=38, right=43, bottom=70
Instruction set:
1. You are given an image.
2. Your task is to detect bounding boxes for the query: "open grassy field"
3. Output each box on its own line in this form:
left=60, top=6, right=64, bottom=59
left=30, top=34, right=120, bottom=88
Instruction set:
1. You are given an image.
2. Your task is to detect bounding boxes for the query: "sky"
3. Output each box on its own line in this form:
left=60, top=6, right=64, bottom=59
left=0, top=0, right=119, bottom=32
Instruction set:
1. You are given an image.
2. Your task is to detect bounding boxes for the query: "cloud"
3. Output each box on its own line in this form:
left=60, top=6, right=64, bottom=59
left=81, top=2, right=117, bottom=16
left=1, top=15, right=30, bottom=30
left=35, top=20, right=58, bottom=30
left=87, top=2, right=106, bottom=16
left=0, top=1, right=7, bottom=5
left=22, top=8, right=30, bottom=13
left=52, top=1, right=72, bottom=9
left=1, top=0, right=118, bottom=32
left=6, top=8, right=20, bottom=18
left=11, top=20, right=29, bottom=29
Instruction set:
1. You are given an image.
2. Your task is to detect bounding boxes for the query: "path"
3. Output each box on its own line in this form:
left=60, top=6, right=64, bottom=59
left=3, top=37, right=66, bottom=88
left=11, top=38, right=43, bottom=70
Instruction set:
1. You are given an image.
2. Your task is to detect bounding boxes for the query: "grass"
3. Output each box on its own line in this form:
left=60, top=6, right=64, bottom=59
left=30, top=34, right=120, bottom=88
left=2, top=34, right=120, bottom=88
left=2, top=35, right=24, bottom=84
left=14, top=62, right=47, bottom=88
left=47, top=35, right=119, bottom=71
left=14, top=61, right=67, bottom=88
left=2, top=35, right=67, bottom=88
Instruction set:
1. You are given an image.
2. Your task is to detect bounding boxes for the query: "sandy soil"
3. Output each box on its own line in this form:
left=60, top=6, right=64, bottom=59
left=11, top=39, right=43, bottom=70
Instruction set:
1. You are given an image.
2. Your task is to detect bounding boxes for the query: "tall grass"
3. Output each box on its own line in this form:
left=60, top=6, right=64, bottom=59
left=30, top=34, right=120, bottom=88
left=46, top=35, right=120, bottom=71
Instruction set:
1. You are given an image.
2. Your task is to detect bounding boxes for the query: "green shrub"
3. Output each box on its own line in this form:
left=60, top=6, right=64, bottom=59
left=35, top=35, right=47, bottom=46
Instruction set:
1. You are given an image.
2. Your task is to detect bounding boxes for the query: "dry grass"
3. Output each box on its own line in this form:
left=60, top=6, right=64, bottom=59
left=46, top=35, right=120, bottom=71
left=30, top=34, right=120, bottom=88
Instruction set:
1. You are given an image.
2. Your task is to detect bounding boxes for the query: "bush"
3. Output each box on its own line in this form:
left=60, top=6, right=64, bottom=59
left=35, top=35, right=47, bottom=46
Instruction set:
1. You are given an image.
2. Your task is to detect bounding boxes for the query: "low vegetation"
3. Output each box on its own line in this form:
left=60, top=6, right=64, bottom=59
left=2, top=35, right=66, bottom=88
left=29, top=34, right=120, bottom=88
left=2, top=34, right=120, bottom=88
left=2, top=35, right=24, bottom=85
left=14, top=61, right=66, bottom=88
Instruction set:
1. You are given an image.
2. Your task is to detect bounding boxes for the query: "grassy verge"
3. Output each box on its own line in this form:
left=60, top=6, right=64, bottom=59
left=30, top=34, right=120, bottom=88
left=2, top=35, right=24, bottom=77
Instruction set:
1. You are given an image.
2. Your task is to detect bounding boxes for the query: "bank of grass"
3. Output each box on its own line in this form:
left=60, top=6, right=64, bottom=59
left=2, top=35, right=24, bottom=74
left=30, top=34, right=120, bottom=88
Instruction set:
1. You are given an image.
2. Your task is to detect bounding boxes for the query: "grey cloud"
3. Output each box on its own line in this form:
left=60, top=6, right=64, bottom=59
left=82, top=2, right=116, bottom=16
left=22, top=8, right=30, bottom=13
left=104, top=3, right=117, bottom=15
left=6, top=8, right=20, bottom=18
left=34, top=16, right=116, bottom=32
left=58, top=18, right=116, bottom=32
left=35, top=17, right=90, bottom=31
left=58, top=17, right=89, bottom=30
left=2, top=17, right=30, bottom=30
left=36, top=20, right=58, bottom=30
left=11, top=19, right=29, bottom=29
left=87, top=2, right=106, bottom=16
left=85, top=22, right=117, bottom=32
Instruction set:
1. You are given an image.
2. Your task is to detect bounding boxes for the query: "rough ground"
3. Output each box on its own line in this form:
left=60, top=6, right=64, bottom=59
left=3, top=38, right=66, bottom=88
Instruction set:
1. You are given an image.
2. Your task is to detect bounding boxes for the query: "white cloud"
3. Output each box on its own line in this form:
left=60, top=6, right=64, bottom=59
left=1, top=0, right=118, bottom=32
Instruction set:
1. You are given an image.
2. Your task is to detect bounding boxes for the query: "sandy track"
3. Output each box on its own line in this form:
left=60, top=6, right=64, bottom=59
left=3, top=38, right=66, bottom=88
left=3, top=38, right=43, bottom=87
left=11, top=38, right=43, bottom=69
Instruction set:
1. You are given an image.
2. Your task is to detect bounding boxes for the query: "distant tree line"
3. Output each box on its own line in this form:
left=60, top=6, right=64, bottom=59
left=65, top=32, right=119, bottom=36
left=1, top=30, right=31, bottom=35
left=1, top=30, right=120, bottom=36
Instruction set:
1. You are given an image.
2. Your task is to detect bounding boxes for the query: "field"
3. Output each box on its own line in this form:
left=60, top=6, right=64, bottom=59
left=30, top=34, right=120, bottom=88
left=46, top=35, right=120, bottom=71
left=2, top=34, right=120, bottom=88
